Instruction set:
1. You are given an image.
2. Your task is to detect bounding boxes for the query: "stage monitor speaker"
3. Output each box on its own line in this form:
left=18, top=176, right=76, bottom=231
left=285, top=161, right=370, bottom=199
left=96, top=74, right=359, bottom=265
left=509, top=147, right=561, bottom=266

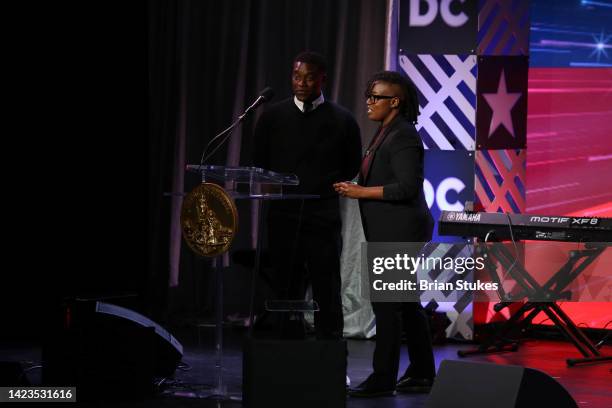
left=426, top=360, right=578, bottom=408
left=92, top=301, right=183, bottom=377
left=0, top=362, right=29, bottom=386
left=243, top=337, right=346, bottom=408
left=43, top=301, right=183, bottom=400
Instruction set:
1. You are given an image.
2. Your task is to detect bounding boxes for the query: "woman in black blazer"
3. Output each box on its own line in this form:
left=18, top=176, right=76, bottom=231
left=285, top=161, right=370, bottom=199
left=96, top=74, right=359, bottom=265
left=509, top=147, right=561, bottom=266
left=335, top=71, right=435, bottom=397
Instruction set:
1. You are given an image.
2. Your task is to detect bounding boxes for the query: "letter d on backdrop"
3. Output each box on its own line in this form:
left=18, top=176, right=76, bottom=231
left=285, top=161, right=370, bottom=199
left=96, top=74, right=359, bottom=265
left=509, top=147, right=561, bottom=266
left=409, top=0, right=438, bottom=26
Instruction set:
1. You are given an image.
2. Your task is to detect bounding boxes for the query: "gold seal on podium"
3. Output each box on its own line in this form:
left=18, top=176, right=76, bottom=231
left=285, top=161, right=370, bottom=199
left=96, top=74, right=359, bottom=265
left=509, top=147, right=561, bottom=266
left=181, top=182, right=238, bottom=257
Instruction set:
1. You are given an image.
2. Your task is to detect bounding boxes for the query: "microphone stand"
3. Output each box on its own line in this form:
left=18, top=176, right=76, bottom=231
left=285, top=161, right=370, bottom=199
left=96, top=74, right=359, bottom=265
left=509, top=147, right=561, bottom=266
left=198, top=95, right=267, bottom=167
left=190, top=90, right=271, bottom=402
left=198, top=117, right=243, bottom=168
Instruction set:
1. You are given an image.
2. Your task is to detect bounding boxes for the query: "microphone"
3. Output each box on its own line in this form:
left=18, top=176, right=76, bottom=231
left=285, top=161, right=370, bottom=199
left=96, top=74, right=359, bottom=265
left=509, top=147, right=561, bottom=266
left=239, top=87, right=275, bottom=120
left=199, top=87, right=274, bottom=166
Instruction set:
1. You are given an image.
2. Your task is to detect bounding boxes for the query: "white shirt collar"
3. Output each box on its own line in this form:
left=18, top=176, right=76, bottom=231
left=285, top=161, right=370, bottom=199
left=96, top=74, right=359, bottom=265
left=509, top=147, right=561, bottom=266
left=294, top=93, right=325, bottom=112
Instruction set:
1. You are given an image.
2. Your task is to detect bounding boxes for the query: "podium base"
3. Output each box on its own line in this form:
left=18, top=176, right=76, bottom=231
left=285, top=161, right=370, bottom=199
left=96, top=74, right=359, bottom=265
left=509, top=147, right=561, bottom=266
left=243, top=337, right=346, bottom=408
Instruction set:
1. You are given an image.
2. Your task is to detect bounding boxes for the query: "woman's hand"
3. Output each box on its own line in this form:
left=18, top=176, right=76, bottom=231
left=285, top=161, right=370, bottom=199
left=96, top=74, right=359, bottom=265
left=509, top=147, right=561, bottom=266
left=334, top=182, right=384, bottom=200
left=333, top=181, right=364, bottom=199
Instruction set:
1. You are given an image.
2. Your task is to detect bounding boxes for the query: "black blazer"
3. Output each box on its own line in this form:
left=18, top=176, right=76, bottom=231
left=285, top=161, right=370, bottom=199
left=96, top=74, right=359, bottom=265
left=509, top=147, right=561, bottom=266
left=358, top=116, right=433, bottom=242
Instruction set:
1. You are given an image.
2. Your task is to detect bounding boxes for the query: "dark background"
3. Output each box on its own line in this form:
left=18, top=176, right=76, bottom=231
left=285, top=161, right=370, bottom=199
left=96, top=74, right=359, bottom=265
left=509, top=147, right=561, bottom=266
left=2, top=0, right=390, bottom=346
left=147, top=0, right=387, bottom=327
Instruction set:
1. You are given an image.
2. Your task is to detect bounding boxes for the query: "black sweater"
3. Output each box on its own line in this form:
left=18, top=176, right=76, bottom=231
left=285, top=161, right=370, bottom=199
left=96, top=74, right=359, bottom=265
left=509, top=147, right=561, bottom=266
left=253, top=98, right=361, bottom=199
left=252, top=98, right=361, bottom=226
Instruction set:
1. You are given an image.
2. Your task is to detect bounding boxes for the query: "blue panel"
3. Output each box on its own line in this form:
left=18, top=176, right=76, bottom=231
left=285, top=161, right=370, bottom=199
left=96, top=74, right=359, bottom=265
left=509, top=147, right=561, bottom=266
left=530, top=0, right=612, bottom=67
left=424, top=150, right=475, bottom=243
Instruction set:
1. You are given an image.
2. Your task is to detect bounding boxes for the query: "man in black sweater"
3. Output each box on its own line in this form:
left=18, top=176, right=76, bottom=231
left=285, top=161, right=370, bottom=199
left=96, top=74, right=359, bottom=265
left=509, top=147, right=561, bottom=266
left=253, top=51, right=361, bottom=339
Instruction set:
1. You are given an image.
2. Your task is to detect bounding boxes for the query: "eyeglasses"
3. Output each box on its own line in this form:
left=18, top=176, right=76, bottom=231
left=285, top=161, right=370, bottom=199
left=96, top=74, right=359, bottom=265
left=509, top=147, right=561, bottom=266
left=365, top=93, right=396, bottom=103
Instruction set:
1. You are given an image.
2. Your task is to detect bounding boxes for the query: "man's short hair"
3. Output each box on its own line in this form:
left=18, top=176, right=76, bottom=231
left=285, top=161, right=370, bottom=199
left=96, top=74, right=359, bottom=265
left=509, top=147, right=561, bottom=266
left=365, top=70, right=420, bottom=123
left=294, top=51, right=327, bottom=74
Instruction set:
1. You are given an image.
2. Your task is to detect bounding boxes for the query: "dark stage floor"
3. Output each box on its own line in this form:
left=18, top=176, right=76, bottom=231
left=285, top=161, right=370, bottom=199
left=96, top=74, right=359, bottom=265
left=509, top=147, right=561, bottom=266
left=2, top=327, right=611, bottom=407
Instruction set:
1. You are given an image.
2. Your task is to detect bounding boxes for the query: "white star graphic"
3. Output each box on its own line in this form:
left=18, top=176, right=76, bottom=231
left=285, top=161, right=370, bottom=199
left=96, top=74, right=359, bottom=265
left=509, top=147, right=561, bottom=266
left=483, top=70, right=521, bottom=138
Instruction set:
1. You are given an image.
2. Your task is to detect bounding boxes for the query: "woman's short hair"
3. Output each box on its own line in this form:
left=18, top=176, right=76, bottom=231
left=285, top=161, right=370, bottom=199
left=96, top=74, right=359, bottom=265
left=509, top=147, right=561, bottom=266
left=365, top=70, right=420, bottom=123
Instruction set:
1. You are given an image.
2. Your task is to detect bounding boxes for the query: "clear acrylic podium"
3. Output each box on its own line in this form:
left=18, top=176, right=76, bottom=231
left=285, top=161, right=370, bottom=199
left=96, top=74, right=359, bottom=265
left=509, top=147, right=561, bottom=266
left=186, top=164, right=301, bottom=198
left=184, top=165, right=318, bottom=401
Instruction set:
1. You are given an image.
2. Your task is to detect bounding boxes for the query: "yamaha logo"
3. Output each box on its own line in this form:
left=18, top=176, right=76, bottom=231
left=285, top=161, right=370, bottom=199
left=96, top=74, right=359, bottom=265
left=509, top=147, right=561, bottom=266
left=447, top=212, right=456, bottom=221
left=452, top=212, right=481, bottom=222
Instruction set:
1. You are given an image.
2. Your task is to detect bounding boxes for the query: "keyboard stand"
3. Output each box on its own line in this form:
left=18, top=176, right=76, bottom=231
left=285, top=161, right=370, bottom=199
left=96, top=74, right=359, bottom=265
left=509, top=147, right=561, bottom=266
left=458, top=241, right=611, bottom=367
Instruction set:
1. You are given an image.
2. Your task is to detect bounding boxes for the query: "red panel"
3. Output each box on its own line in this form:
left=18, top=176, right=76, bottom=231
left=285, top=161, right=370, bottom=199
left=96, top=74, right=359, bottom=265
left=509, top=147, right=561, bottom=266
left=526, top=67, right=612, bottom=329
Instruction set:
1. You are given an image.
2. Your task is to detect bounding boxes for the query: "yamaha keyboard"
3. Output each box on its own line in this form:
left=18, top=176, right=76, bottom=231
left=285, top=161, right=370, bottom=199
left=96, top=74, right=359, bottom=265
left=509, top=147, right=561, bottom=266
left=439, top=211, right=612, bottom=242
left=440, top=210, right=612, bottom=366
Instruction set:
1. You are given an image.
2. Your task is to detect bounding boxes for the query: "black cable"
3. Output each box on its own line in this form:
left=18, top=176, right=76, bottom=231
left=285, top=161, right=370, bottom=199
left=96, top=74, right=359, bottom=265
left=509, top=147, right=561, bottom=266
left=483, top=229, right=506, bottom=302
left=595, top=320, right=612, bottom=348
left=22, top=364, right=42, bottom=373
left=157, top=378, right=215, bottom=392
left=533, top=300, right=566, bottom=325
left=503, top=212, right=520, bottom=281
left=534, top=317, right=551, bottom=325
left=177, top=361, right=192, bottom=371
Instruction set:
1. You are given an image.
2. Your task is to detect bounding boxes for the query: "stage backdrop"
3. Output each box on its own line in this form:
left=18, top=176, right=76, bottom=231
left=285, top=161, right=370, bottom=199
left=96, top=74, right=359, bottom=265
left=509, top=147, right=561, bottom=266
left=526, top=0, right=612, bottom=330
left=391, top=0, right=611, bottom=337
left=396, top=0, right=530, bottom=340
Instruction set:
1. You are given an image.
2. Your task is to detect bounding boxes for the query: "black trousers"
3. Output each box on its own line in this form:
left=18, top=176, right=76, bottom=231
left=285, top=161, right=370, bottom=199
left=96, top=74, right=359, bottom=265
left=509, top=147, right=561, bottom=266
left=267, top=213, right=344, bottom=339
left=370, top=301, right=436, bottom=388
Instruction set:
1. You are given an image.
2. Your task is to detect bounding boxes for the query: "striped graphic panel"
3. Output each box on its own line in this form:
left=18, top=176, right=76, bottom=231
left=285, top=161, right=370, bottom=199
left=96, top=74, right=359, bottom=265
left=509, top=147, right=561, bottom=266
left=399, top=53, right=477, bottom=150
left=475, top=149, right=526, bottom=213
left=419, top=243, right=474, bottom=340
left=478, top=0, right=530, bottom=55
